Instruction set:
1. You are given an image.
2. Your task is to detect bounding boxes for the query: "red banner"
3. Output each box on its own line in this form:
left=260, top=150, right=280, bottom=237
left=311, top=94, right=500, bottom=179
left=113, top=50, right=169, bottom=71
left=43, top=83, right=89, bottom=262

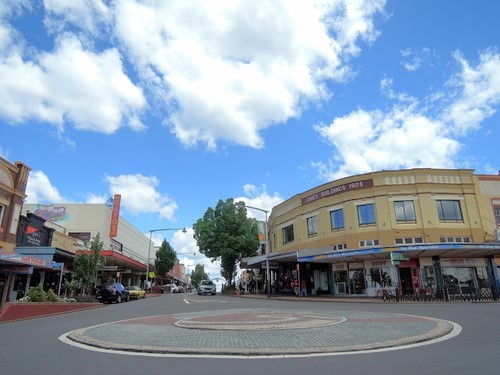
left=109, top=194, right=121, bottom=237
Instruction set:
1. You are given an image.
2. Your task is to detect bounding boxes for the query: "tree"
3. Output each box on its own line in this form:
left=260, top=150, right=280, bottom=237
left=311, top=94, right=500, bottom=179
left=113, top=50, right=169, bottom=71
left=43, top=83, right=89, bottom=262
left=73, top=233, right=106, bottom=294
left=193, top=199, right=260, bottom=285
left=190, top=264, right=209, bottom=289
left=155, top=239, right=177, bottom=279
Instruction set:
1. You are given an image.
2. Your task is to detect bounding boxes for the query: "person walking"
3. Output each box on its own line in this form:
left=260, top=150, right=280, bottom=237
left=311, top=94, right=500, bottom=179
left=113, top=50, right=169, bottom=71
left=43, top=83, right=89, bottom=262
left=300, top=279, right=307, bottom=297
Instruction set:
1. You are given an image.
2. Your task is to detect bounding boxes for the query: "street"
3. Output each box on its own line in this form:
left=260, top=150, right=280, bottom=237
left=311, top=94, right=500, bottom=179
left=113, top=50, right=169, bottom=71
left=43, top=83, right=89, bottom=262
left=1, top=293, right=499, bottom=375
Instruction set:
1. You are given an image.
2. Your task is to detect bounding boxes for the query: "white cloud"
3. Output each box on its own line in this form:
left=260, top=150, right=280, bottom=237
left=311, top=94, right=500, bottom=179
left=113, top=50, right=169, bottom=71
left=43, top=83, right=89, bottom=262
left=104, top=174, right=178, bottom=220
left=400, top=47, right=434, bottom=72
left=313, top=50, right=499, bottom=180
left=113, top=0, right=386, bottom=150
left=313, top=107, right=460, bottom=180
left=43, top=0, right=112, bottom=36
left=25, top=170, right=65, bottom=203
left=2, top=1, right=387, bottom=149
left=234, top=184, right=283, bottom=221
left=0, top=35, right=146, bottom=133
left=444, top=50, right=500, bottom=133
left=148, top=227, right=223, bottom=280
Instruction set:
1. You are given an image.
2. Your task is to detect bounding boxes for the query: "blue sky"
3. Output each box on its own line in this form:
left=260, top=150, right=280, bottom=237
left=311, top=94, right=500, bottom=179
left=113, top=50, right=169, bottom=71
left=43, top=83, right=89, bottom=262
left=1, top=1, right=500, bottom=279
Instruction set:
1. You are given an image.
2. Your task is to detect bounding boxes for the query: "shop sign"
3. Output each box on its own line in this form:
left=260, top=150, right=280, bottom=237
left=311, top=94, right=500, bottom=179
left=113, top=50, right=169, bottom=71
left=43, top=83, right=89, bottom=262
left=0, top=265, right=33, bottom=274
left=440, top=258, right=486, bottom=267
left=390, top=251, right=408, bottom=264
left=109, top=194, right=121, bottom=238
left=348, top=261, right=364, bottom=270
left=332, top=263, right=347, bottom=271
left=366, top=260, right=390, bottom=268
left=301, top=179, right=374, bottom=205
left=102, top=266, right=118, bottom=271
left=262, top=262, right=279, bottom=269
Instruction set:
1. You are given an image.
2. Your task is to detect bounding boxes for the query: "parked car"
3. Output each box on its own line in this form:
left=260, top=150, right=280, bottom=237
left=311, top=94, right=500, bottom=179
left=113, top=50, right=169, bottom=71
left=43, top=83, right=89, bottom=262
left=96, top=283, right=130, bottom=303
left=197, top=280, right=216, bottom=295
left=124, top=285, right=146, bottom=300
left=161, top=283, right=178, bottom=293
left=176, top=285, right=185, bottom=293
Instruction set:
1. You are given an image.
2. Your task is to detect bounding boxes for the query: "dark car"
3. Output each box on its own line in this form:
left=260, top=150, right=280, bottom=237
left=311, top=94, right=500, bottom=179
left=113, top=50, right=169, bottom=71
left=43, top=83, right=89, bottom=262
left=96, top=283, right=130, bottom=303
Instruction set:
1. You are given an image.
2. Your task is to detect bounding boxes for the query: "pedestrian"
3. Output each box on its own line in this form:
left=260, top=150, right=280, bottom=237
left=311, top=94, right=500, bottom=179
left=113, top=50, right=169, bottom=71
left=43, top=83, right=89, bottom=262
left=300, top=279, right=307, bottom=296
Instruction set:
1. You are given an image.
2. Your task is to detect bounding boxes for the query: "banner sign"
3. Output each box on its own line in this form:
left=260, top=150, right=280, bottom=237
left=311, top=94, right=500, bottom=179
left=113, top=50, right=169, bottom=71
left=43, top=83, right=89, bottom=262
left=109, top=194, right=121, bottom=237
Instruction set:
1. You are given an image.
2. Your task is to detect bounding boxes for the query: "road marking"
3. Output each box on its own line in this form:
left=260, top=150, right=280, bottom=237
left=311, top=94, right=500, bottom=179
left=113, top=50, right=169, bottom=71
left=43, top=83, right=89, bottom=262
left=183, top=298, right=189, bottom=304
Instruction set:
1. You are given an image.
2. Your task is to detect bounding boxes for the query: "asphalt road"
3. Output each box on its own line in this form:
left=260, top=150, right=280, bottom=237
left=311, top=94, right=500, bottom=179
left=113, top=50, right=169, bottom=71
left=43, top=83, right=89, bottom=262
left=1, top=293, right=498, bottom=375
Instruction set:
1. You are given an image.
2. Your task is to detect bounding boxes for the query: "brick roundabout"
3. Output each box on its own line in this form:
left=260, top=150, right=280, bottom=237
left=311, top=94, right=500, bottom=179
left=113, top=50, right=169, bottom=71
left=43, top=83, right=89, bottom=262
left=63, top=309, right=459, bottom=357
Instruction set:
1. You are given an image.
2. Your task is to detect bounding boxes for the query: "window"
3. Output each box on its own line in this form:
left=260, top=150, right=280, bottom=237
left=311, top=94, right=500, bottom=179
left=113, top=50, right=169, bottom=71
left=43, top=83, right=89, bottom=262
left=494, top=206, right=500, bottom=225
left=331, top=243, right=347, bottom=251
left=0, top=204, right=5, bottom=227
left=357, top=203, right=376, bottom=226
left=395, top=237, right=423, bottom=245
left=359, top=239, right=379, bottom=247
left=440, top=236, right=470, bottom=243
left=394, top=201, right=416, bottom=223
left=282, top=224, right=294, bottom=244
left=307, top=216, right=317, bottom=237
left=436, top=200, right=463, bottom=222
left=330, top=209, right=344, bottom=230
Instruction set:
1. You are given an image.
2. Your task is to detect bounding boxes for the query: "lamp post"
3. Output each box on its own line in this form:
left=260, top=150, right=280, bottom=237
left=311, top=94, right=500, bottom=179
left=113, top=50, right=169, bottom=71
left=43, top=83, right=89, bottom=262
left=238, top=204, right=271, bottom=299
left=146, top=227, right=187, bottom=290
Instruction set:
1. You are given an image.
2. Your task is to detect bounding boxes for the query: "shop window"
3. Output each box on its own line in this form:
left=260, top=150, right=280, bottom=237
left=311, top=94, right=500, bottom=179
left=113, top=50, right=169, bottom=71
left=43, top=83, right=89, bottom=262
left=330, top=209, right=344, bottom=231
left=307, top=216, right=317, bottom=237
left=282, top=224, right=294, bottom=244
left=394, top=200, right=416, bottom=223
left=357, top=203, right=376, bottom=226
left=436, top=200, right=463, bottom=222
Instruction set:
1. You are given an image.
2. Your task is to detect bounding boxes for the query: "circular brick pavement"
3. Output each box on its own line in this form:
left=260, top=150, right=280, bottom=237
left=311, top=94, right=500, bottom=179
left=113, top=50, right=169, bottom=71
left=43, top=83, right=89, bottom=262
left=64, top=309, right=458, bottom=357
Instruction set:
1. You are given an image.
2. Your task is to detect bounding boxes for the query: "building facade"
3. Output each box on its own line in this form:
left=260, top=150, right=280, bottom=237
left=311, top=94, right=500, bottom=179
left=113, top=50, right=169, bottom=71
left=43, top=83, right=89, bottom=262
left=23, top=201, right=150, bottom=288
left=245, top=168, right=500, bottom=298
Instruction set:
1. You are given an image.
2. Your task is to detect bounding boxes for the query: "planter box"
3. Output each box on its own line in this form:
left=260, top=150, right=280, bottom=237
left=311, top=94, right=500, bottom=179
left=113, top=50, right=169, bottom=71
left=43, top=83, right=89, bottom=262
left=0, top=302, right=102, bottom=323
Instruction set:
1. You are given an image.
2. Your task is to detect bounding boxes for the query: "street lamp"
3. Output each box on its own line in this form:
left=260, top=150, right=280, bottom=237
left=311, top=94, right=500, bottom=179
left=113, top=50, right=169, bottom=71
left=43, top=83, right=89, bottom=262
left=146, top=227, right=187, bottom=290
left=237, top=203, right=271, bottom=299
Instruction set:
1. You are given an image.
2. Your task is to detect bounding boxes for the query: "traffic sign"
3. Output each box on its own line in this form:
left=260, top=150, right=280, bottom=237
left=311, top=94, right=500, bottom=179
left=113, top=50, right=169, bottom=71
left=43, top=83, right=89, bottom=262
left=148, top=272, right=155, bottom=278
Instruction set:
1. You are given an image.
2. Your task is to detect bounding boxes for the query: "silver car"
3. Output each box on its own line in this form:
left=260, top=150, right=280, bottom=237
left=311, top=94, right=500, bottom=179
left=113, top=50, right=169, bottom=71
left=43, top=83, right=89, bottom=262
left=197, top=280, right=216, bottom=295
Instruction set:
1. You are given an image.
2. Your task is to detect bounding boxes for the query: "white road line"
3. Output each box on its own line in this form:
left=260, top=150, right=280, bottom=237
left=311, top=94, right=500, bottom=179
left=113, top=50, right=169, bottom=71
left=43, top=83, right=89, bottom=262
left=183, top=298, right=189, bottom=304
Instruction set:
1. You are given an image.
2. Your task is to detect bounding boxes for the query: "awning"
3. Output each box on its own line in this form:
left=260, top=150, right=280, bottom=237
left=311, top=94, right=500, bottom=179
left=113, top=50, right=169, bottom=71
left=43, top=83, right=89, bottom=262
left=298, top=243, right=500, bottom=263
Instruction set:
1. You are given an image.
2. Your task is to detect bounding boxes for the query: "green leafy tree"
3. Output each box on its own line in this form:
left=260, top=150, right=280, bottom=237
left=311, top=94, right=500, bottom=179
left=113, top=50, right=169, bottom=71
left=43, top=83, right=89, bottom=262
left=191, top=264, right=209, bottom=289
left=193, top=199, right=260, bottom=285
left=73, top=233, right=106, bottom=294
left=155, top=239, right=177, bottom=279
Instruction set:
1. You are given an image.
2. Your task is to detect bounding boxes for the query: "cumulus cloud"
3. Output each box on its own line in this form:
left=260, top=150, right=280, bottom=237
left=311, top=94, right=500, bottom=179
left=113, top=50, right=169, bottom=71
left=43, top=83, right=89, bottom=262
left=1, top=1, right=387, bottom=150
left=234, top=184, right=283, bottom=221
left=313, top=50, right=500, bottom=180
left=25, top=170, right=65, bottom=203
left=105, top=174, right=178, bottom=220
left=0, top=35, right=146, bottom=133
left=444, top=50, right=500, bottom=133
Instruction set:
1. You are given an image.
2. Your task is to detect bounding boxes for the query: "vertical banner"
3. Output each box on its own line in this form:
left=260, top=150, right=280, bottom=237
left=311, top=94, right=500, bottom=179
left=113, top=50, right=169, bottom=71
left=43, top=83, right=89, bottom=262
left=257, top=221, right=266, bottom=242
left=109, top=194, right=121, bottom=238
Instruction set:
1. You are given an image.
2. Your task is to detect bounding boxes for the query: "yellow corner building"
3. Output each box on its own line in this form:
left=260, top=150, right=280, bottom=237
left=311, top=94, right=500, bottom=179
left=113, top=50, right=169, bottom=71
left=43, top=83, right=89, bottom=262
left=245, top=168, right=500, bottom=299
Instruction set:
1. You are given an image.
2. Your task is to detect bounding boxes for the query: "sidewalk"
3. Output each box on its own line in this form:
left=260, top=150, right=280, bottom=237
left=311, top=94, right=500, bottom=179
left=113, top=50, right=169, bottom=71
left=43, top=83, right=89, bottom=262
left=0, top=293, right=165, bottom=323
left=237, top=292, right=381, bottom=303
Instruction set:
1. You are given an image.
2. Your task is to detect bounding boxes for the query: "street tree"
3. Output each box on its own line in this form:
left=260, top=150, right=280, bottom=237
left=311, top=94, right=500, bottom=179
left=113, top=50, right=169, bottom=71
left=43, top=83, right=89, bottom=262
left=73, top=233, right=106, bottom=294
left=155, top=239, right=177, bottom=280
left=190, top=264, right=209, bottom=289
left=193, top=198, right=260, bottom=285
